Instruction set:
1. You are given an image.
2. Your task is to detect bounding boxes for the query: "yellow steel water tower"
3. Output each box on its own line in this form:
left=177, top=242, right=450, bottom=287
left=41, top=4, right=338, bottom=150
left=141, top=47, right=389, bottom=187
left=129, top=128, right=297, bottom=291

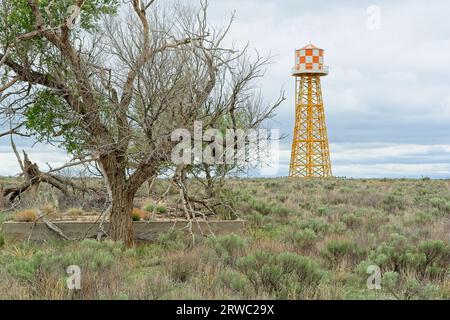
left=289, top=43, right=332, bottom=177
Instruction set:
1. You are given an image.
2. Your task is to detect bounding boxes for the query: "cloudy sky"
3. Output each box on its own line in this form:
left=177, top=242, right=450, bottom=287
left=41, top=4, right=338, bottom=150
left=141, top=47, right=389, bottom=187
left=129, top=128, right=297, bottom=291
left=1, top=0, right=450, bottom=178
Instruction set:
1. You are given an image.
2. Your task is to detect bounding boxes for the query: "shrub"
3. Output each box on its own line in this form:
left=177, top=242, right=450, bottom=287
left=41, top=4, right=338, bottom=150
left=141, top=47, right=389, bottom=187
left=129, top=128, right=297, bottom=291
left=0, top=234, right=4, bottom=247
left=276, top=252, right=323, bottom=286
left=236, top=251, right=323, bottom=297
left=211, top=234, right=246, bottom=264
left=317, top=206, right=330, bottom=216
left=321, top=239, right=358, bottom=264
left=41, top=204, right=58, bottom=217
left=13, top=209, right=38, bottom=222
left=299, top=219, right=329, bottom=235
left=131, top=208, right=148, bottom=221
left=144, top=203, right=168, bottom=214
left=368, top=234, right=427, bottom=272
left=248, top=199, right=273, bottom=216
left=159, top=230, right=188, bottom=251
left=418, top=240, right=449, bottom=276
left=329, top=222, right=347, bottom=235
left=247, top=212, right=264, bottom=229
left=284, top=228, right=318, bottom=250
left=219, top=269, right=250, bottom=294
left=271, top=205, right=290, bottom=219
left=236, top=251, right=281, bottom=294
left=413, top=211, right=434, bottom=224
left=166, top=251, right=200, bottom=283
left=383, top=194, right=405, bottom=213
left=382, top=272, right=440, bottom=300
left=429, top=197, right=450, bottom=214
left=341, top=213, right=363, bottom=228
left=64, top=208, right=85, bottom=216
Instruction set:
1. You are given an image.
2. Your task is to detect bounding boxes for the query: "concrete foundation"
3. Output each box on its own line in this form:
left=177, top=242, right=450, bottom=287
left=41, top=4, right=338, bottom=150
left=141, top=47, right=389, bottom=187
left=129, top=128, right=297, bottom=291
left=1, top=220, right=246, bottom=242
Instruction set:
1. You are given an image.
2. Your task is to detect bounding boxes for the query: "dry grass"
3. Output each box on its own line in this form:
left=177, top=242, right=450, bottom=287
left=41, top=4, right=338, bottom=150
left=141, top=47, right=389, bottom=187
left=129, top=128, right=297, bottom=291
left=0, top=178, right=449, bottom=300
left=13, top=209, right=38, bottom=222
left=64, top=208, right=86, bottom=216
left=131, top=208, right=150, bottom=221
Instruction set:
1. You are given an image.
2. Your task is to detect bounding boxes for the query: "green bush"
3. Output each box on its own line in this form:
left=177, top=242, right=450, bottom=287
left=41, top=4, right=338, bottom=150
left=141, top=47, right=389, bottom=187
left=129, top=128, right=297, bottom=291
left=429, top=197, right=450, bottom=213
left=144, top=203, right=168, bottom=214
left=211, top=234, right=246, bottom=264
left=284, top=228, right=318, bottom=250
left=236, top=251, right=282, bottom=294
left=383, top=194, right=405, bottom=213
left=341, top=213, right=363, bottom=228
left=158, top=230, right=188, bottom=251
left=131, top=212, right=141, bottom=221
left=413, top=211, right=434, bottom=224
left=220, top=269, right=251, bottom=294
left=418, top=240, right=449, bottom=277
left=0, top=234, right=5, bottom=247
left=299, top=219, right=329, bottom=235
left=367, top=234, right=429, bottom=272
left=271, top=205, right=290, bottom=219
left=321, top=239, right=358, bottom=263
left=236, top=251, right=323, bottom=297
left=247, top=212, right=264, bottom=229
left=167, top=254, right=198, bottom=283
left=247, top=198, right=289, bottom=218
left=382, top=272, right=440, bottom=299
left=329, top=222, right=347, bottom=235
left=317, top=206, right=330, bottom=216
left=276, top=252, right=323, bottom=286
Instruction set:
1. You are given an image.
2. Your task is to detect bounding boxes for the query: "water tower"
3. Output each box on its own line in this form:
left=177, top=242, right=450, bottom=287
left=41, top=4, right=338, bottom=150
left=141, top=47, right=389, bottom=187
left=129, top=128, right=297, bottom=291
left=289, top=43, right=332, bottom=177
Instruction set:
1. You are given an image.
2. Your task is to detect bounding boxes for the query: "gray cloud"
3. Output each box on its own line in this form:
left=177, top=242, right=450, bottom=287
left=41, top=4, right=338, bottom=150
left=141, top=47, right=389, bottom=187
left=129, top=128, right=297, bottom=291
left=1, top=0, right=449, bottom=178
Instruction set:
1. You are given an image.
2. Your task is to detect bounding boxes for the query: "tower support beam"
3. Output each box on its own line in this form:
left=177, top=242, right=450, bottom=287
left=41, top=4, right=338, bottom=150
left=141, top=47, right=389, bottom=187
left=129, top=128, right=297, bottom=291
left=289, top=75, right=332, bottom=177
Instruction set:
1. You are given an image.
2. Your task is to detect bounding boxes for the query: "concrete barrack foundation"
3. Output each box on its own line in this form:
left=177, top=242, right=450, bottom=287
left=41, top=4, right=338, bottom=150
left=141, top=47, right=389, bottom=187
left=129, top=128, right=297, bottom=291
left=1, top=220, right=246, bottom=242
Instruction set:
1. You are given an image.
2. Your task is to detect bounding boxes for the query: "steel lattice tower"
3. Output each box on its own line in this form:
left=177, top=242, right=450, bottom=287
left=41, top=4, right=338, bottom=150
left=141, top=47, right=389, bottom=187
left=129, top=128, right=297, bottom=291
left=289, top=44, right=332, bottom=177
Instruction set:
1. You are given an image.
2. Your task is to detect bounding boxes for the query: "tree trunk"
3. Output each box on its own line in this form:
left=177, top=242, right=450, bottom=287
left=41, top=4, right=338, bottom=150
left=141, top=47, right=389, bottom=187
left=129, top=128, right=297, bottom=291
left=99, top=154, right=135, bottom=247
left=109, top=185, right=134, bottom=247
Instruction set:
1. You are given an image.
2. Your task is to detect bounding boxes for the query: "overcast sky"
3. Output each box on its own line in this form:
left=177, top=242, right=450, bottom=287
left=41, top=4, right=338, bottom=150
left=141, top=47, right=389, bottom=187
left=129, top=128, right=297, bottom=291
left=1, top=0, right=450, bottom=178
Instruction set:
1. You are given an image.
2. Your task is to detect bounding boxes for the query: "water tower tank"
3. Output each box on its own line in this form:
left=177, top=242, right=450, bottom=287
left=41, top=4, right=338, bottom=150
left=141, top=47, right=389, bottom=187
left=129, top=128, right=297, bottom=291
left=292, top=43, right=329, bottom=76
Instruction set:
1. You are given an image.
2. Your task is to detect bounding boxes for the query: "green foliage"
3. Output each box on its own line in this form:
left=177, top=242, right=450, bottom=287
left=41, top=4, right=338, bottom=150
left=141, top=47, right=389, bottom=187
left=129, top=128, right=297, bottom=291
left=236, top=251, right=323, bottom=297
left=24, top=89, right=82, bottom=153
left=284, top=228, right=319, bottom=250
left=1, top=0, right=119, bottom=39
left=317, top=206, right=330, bottom=216
left=382, top=272, right=440, bottom=299
left=144, top=203, right=168, bottom=214
left=1, top=1, right=120, bottom=154
left=298, top=218, right=329, bottom=235
left=219, top=269, right=250, bottom=294
left=210, top=234, right=246, bottom=264
left=367, top=234, right=429, bottom=272
left=417, top=240, right=449, bottom=278
left=4, top=240, right=122, bottom=284
left=383, top=194, right=405, bottom=213
left=429, top=197, right=450, bottom=214
left=341, top=213, right=363, bottom=228
left=276, top=252, right=323, bottom=286
left=0, top=234, right=5, bottom=248
left=247, top=198, right=290, bottom=218
left=321, top=239, right=358, bottom=263
left=131, top=212, right=141, bottom=221
left=158, top=231, right=188, bottom=251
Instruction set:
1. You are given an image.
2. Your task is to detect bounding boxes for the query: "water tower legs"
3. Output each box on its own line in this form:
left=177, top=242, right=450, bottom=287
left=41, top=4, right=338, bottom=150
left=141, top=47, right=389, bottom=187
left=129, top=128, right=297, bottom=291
left=289, top=75, right=332, bottom=177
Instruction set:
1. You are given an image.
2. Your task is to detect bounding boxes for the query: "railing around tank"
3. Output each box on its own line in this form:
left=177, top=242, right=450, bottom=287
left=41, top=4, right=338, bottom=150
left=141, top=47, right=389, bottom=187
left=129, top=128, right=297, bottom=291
left=292, top=65, right=329, bottom=74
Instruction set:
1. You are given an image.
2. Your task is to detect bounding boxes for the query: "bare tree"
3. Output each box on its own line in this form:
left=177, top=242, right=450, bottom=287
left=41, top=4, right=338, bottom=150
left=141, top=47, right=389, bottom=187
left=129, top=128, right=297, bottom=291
left=0, top=0, right=284, bottom=246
